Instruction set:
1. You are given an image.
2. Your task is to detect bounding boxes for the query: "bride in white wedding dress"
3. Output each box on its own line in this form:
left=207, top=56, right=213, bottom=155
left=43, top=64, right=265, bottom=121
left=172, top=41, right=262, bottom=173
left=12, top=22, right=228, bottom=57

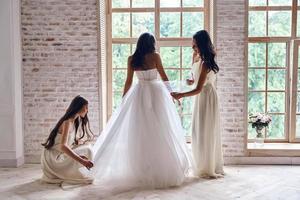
left=87, top=33, right=194, bottom=189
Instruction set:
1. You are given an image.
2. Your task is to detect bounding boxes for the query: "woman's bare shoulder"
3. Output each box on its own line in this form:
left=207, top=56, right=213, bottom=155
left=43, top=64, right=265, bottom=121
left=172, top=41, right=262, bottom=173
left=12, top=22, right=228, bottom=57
left=57, top=119, right=72, bottom=134
left=148, top=52, right=160, bottom=61
left=62, top=119, right=73, bottom=128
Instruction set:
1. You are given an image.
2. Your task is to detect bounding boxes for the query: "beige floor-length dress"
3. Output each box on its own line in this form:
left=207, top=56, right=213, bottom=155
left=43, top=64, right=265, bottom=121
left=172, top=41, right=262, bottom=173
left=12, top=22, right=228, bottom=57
left=191, top=60, right=224, bottom=177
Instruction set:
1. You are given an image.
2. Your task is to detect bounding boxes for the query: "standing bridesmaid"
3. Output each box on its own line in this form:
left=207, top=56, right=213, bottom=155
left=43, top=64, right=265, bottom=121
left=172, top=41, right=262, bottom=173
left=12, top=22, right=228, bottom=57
left=172, top=30, right=224, bottom=178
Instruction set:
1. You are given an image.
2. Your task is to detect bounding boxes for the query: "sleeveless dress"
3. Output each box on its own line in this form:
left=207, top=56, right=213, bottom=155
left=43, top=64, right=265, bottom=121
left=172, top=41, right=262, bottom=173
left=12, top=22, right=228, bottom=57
left=41, top=125, right=94, bottom=184
left=191, top=61, right=224, bottom=177
left=88, top=68, right=194, bottom=189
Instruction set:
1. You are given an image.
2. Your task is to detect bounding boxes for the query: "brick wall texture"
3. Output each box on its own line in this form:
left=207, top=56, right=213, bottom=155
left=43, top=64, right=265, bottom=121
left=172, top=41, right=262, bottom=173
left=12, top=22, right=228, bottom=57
left=21, top=0, right=100, bottom=162
left=216, top=0, right=246, bottom=157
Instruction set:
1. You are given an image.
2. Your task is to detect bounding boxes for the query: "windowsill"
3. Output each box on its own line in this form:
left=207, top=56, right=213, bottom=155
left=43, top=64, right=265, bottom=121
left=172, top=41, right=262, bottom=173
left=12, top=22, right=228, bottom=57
left=247, top=143, right=300, bottom=156
left=248, top=143, right=300, bottom=150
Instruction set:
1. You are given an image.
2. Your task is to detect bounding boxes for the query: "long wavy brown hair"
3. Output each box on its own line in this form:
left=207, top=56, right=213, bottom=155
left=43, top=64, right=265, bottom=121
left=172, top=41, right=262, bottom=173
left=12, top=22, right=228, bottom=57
left=193, top=30, right=219, bottom=73
left=42, top=95, right=94, bottom=149
left=131, top=32, right=156, bottom=70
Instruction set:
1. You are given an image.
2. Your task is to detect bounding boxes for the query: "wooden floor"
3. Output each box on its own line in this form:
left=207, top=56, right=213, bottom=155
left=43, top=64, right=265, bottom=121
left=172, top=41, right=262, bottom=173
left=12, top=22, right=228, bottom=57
left=1, top=164, right=300, bottom=200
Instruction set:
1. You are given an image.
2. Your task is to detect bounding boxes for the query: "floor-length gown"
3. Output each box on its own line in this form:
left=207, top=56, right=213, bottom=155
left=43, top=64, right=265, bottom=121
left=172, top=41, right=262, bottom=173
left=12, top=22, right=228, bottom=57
left=191, top=61, right=224, bottom=177
left=88, top=68, right=194, bottom=189
left=41, top=125, right=94, bottom=184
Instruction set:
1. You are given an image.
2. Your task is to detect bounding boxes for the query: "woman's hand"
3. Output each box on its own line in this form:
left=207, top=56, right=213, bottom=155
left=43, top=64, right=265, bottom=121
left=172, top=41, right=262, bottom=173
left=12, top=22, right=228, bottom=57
left=171, top=92, right=184, bottom=100
left=186, top=78, right=194, bottom=85
left=170, top=93, right=181, bottom=105
left=80, top=157, right=94, bottom=170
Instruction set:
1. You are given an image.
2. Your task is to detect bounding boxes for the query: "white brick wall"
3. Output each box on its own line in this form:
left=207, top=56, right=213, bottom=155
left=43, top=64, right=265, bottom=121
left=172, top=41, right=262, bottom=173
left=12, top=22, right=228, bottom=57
left=21, top=0, right=247, bottom=162
left=21, top=0, right=100, bottom=163
left=216, top=0, right=246, bottom=157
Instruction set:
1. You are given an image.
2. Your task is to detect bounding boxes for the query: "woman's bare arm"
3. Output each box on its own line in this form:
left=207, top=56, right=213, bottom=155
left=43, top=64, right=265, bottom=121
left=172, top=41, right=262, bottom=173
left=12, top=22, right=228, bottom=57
left=155, top=53, right=169, bottom=82
left=60, top=120, right=93, bottom=168
left=173, top=63, right=208, bottom=99
left=123, top=56, right=134, bottom=97
left=187, top=51, right=199, bottom=85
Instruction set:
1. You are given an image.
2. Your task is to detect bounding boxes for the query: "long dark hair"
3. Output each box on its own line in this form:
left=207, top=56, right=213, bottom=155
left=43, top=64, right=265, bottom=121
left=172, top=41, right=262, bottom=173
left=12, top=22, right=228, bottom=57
left=131, top=32, right=156, bottom=70
left=42, top=95, right=94, bottom=149
left=193, top=30, right=219, bottom=73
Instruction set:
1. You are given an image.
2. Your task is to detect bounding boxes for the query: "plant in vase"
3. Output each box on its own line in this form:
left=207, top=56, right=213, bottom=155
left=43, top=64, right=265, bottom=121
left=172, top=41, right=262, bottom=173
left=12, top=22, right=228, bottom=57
left=248, top=113, right=272, bottom=146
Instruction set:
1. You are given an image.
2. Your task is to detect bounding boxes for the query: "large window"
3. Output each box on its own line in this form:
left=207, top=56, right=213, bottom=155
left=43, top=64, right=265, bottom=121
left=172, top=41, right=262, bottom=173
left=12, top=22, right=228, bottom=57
left=248, top=42, right=288, bottom=141
left=247, top=0, right=300, bottom=142
left=107, top=0, right=211, bottom=135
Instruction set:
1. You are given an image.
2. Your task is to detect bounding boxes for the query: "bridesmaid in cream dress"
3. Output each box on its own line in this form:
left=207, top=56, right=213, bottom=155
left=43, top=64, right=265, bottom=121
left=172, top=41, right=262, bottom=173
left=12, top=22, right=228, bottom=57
left=172, top=30, right=224, bottom=178
left=41, top=95, right=94, bottom=185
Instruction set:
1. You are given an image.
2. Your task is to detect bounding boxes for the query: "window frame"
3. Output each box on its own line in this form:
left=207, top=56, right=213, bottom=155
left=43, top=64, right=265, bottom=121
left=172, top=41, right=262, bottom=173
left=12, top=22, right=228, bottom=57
left=105, top=0, right=212, bottom=136
left=246, top=0, right=300, bottom=143
left=291, top=39, right=300, bottom=142
left=247, top=40, right=291, bottom=143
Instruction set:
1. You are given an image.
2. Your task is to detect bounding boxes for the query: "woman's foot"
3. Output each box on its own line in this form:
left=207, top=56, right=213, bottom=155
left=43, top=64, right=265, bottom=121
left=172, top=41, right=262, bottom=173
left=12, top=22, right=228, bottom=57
left=199, top=173, right=224, bottom=179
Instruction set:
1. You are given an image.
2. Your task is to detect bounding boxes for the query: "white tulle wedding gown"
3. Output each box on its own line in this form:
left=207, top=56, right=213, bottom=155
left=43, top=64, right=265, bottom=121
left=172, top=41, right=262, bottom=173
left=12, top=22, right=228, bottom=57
left=87, top=68, right=193, bottom=189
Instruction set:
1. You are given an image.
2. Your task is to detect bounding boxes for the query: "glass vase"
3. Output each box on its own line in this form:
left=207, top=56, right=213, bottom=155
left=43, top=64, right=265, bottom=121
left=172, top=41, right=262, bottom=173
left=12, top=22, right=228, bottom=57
left=254, top=127, right=264, bottom=147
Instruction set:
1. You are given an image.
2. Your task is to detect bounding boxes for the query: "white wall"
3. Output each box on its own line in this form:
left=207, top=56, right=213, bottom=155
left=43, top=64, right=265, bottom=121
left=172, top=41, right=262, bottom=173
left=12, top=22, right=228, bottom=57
left=0, top=0, right=24, bottom=167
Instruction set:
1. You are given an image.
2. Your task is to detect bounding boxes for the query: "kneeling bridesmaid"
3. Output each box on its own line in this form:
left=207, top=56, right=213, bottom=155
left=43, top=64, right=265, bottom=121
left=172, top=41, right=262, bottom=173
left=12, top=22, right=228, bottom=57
left=41, top=95, right=95, bottom=185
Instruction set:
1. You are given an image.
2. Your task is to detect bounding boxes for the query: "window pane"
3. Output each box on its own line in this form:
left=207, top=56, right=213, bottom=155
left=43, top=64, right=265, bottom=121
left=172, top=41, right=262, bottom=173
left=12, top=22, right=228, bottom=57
left=298, top=71, right=300, bottom=91
left=113, top=92, right=122, bottom=111
left=299, top=46, right=300, bottom=68
left=183, top=0, right=204, bottom=7
left=249, top=0, right=266, bottom=6
left=297, top=12, right=300, bottom=37
left=181, top=70, right=196, bottom=92
left=131, top=44, right=136, bottom=54
left=183, top=69, right=192, bottom=81
left=249, top=11, right=266, bottom=37
left=165, top=69, right=180, bottom=81
left=248, top=69, right=265, bottom=90
left=248, top=43, right=266, bottom=68
left=160, top=12, right=181, bottom=37
left=296, top=115, right=300, bottom=137
left=112, top=13, right=130, bottom=38
left=160, top=47, right=180, bottom=68
left=248, top=92, right=265, bottom=114
left=268, top=11, right=291, bottom=37
left=248, top=123, right=257, bottom=139
left=267, top=92, right=285, bottom=113
left=182, top=115, right=192, bottom=136
left=297, top=93, right=300, bottom=113
left=182, top=97, right=194, bottom=114
left=112, top=0, right=130, bottom=8
left=182, top=12, right=204, bottom=37
left=268, top=0, right=292, bottom=6
left=268, top=43, right=286, bottom=68
left=113, top=70, right=126, bottom=91
left=268, top=69, right=285, bottom=90
left=266, top=114, right=285, bottom=139
left=112, top=44, right=130, bottom=68
left=182, top=47, right=193, bottom=68
left=160, top=0, right=180, bottom=7
left=132, top=13, right=155, bottom=38
left=132, top=0, right=154, bottom=7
